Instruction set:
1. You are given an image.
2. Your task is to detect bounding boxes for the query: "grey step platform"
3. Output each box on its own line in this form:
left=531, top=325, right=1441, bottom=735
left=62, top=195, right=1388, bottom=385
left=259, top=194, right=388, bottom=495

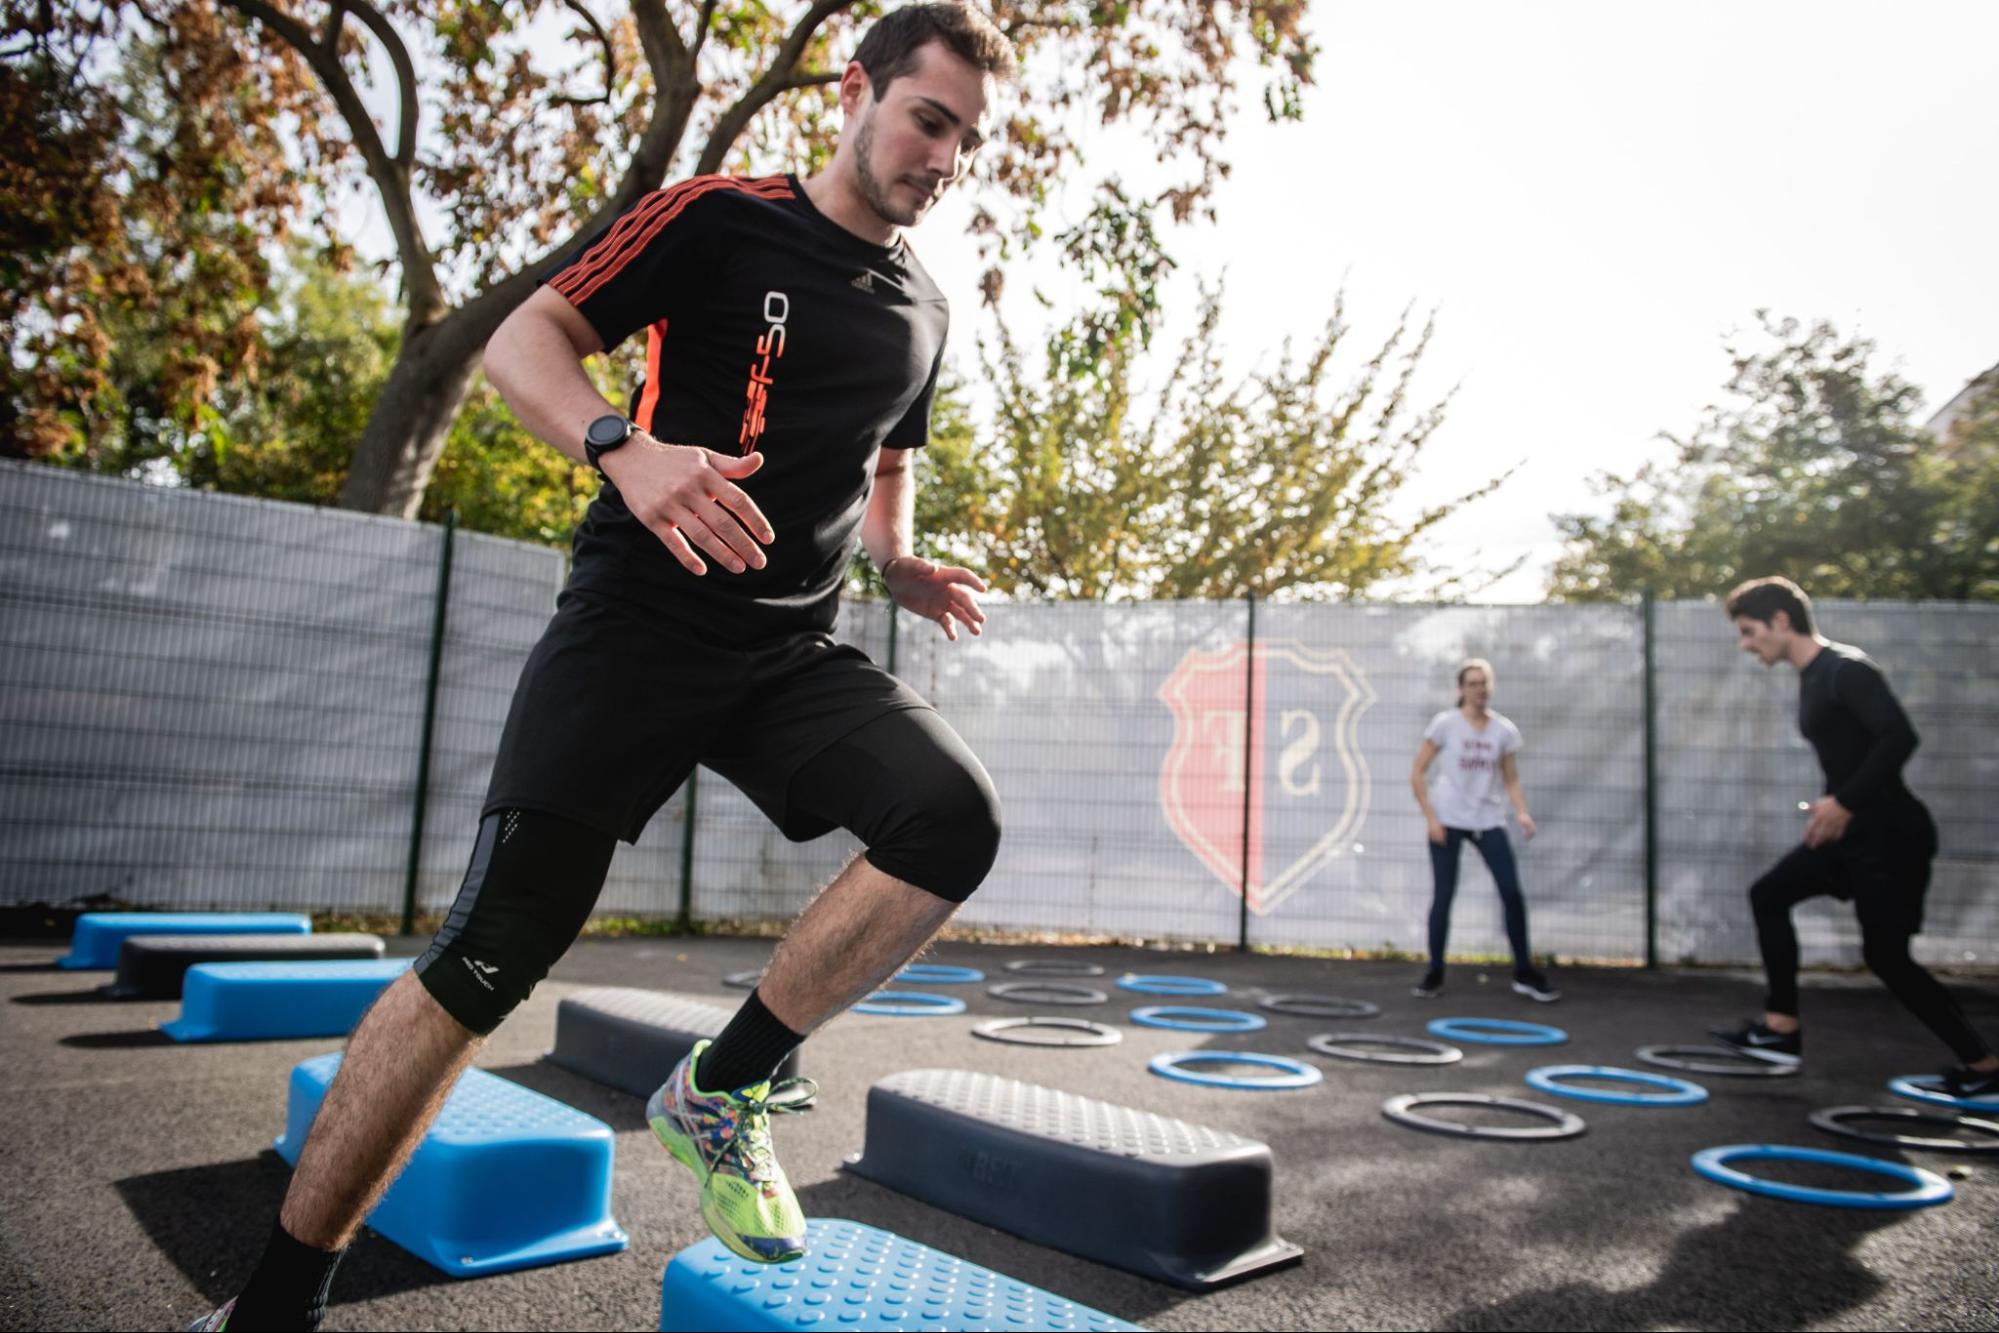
left=100, top=932, right=386, bottom=1000
left=660, top=1217, right=1145, bottom=1331
left=549, top=987, right=801, bottom=1098
left=843, top=1068, right=1302, bottom=1290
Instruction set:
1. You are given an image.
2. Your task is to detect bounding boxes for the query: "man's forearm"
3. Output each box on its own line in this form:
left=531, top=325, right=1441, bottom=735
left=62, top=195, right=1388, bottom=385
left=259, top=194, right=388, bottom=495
left=862, top=457, right=915, bottom=570
left=486, top=313, right=622, bottom=464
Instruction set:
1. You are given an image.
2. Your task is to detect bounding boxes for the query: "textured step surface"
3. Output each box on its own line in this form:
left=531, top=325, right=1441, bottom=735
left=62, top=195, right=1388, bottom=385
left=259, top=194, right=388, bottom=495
left=101, top=932, right=383, bottom=1000
left=162, top=958, right=411, bottom=1042
left=276, top=1052, right=627, bottom=1277
left=844, top=1068, right=1301, bottom=1290
left=660, top=1217, right=1145, bottom=1331
left=58, top=912, right=311, bottom=970
left=550, top=987, right=802, bottom=1098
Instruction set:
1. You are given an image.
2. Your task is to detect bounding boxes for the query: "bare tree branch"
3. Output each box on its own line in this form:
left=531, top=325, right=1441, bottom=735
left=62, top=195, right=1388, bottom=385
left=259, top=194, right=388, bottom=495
left=689, top=0, right=719, bottom=63
left=334, top=0, right=418, bottom=166
left=629, top=0, right=687, bottom=76
left=512, top=0, right=704, bottom=288
left=217, top=0, right=442, bottom=321
left=695, top=0, right=854, bottom=177
left=550, top=0, right=616, bottom=106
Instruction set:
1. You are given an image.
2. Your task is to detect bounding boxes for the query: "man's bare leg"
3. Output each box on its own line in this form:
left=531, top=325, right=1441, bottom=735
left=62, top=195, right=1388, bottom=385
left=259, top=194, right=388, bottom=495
left=208, top=973, right=480, bottom=1329
left=280, top=972, right=483, bottom=1247
left=756, top=855, right=959, bottom=1032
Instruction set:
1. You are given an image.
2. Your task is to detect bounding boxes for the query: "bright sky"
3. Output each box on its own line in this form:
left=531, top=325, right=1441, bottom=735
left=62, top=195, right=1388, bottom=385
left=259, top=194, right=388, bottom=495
left=907, top=0, right=1999, bottom=600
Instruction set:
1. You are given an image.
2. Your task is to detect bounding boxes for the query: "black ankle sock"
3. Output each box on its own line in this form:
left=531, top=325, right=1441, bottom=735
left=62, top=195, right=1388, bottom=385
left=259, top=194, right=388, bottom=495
left=698, top=988, right=804, bottom=1092
left=227, top=1218, right=345, bottom=1332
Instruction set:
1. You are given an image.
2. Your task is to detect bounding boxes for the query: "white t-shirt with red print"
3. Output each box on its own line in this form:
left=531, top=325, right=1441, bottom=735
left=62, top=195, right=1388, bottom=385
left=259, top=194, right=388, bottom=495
left=1422, top=709, right=1523, bottom=832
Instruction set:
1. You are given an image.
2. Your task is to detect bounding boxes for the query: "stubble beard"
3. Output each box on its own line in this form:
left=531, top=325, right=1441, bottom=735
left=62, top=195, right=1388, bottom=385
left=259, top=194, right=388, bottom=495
left=853, top=108, right=926, bottom=229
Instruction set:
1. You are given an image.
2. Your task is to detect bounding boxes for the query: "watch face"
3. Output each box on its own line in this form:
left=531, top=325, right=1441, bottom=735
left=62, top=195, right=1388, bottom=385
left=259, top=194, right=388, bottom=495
left=586, top=415, right=630, bottom=448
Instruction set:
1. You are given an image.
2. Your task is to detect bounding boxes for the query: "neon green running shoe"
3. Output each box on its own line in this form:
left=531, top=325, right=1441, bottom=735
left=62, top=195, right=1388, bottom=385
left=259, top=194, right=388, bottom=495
left=185, top=1299, right=234, bottom=1331
left=647, top=1038, right=817, bottom=1264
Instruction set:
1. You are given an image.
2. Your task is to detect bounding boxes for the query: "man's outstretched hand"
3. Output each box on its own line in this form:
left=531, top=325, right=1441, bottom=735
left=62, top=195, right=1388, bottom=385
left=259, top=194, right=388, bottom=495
left=883, top=556, right=987, bottom=642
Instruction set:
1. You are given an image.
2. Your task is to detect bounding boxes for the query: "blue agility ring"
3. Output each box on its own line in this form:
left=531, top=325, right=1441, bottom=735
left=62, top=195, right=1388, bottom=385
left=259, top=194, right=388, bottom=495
left=1691, top=1144, right=1953, bottom=1210
left=1116, top=974, right=1227, bottom=997
left=853, top=990, right=966, bottom=1017
left=894, top=964, right=985, bottom=985
left=1129, top=1005, right=1266, bottom=1033
left=1148, top=1051, right=1322, bottom=1091
left=1889, top=1075, right=1999, bottom=1115
left=1428, top=1017, right=1568, bottom=1047
left=1526, top=1065, right=1708, bottom=1107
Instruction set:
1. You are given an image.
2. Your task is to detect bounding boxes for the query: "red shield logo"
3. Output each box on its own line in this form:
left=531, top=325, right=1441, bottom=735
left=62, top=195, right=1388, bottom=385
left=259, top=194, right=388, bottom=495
left=1157, top=639, right=1377, bottom=915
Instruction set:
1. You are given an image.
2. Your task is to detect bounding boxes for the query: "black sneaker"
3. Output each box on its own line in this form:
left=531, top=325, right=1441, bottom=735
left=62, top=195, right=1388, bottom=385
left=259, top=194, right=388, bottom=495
left=1511, top=971, right=1560, bottom=1003
left=1709, top=1018, right=1802, bottom=1064
left=1411, top=970, right=1443, bottom=998
left=1939, top=1064, right=1999, bottom=1102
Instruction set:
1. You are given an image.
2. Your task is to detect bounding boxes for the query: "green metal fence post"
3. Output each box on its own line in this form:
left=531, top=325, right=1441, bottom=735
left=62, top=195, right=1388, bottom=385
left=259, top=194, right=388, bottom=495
left=1642, top=589, right=1659, bottom=969
left=677, top=768, right=699, bottom=930
left=1238, top=593, right=1257, bottom=953
left=401, top=510, right=456, bottom=935
left=886, top=598, right=899, bottom=675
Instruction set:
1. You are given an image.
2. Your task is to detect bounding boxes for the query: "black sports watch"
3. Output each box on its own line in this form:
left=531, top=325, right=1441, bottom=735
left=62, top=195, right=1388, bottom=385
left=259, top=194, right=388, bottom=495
left=583, top=414, right=634, bottom=476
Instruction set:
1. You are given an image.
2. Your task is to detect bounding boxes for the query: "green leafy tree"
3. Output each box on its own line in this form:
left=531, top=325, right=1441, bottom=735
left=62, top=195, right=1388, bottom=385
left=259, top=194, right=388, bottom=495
left=75, top=242, right=597, bottom=543
left=906, top=195, right=1510, bottom=600
left=10, top=0, right=1317, bottom=523
left=1923, top=371, right=1999, bottom=600
left=1547, top=315, right=1998, bottom=602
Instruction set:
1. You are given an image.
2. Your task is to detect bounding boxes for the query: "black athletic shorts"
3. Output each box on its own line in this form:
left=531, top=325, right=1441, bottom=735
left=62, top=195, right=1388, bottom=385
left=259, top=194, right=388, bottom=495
left=484, top=590, right=932, bottom=843
left=1760, top=797, right=1939, bottom=934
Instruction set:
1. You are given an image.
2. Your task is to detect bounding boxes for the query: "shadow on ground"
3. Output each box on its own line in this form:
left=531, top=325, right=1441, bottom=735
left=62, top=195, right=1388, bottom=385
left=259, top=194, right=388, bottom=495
left=60, top=1029, right=174, bottom=1050
left=114, top=1154, right=457, bottom=1305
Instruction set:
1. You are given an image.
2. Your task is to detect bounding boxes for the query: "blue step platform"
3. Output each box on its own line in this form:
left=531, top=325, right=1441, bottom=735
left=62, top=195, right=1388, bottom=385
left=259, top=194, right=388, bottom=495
left=276, top=1053, right=627, bottom=1277
left=59, top=912, right=311, bottom=969
left=660, top=1218, right=1145, bottom=1332
left=162, top=959, right=411, bottom=1042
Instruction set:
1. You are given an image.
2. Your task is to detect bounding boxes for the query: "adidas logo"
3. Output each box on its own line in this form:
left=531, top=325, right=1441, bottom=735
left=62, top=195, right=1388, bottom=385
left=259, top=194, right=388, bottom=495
left=850, top=271, right=875, bottom=293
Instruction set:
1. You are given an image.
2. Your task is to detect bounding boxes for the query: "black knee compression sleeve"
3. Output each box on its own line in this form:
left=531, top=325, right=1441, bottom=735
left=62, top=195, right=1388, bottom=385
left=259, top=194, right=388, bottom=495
left=413, top=808, right=617, bottom=1035
left=786, top=709, right=1002, bottom=903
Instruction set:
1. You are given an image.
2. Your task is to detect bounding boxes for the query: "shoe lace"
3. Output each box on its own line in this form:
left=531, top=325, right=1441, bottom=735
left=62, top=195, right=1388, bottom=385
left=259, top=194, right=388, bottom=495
left=715, top=1076, right=818, bottom=1183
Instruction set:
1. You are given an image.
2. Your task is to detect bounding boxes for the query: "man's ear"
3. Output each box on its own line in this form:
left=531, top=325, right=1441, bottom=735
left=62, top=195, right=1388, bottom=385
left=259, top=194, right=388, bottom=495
left=839, top=61, right=872, bottom=117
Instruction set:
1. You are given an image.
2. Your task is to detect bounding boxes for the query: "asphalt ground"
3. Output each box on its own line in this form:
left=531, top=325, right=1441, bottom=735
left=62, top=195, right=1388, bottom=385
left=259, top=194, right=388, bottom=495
left=3, top=936, right=1996, bottom=1332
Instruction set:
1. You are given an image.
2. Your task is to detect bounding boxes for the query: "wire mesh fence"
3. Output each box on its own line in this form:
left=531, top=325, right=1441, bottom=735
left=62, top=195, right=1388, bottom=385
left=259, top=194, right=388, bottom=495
left=3, top=460, right=1993, bottom=968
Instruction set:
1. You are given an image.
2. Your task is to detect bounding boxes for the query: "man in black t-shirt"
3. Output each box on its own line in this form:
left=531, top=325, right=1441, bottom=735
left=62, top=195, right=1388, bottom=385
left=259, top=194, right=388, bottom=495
left=1709, top=577, right=1996, bottom=1095
left=192, top=8, right=1019, bottom=1329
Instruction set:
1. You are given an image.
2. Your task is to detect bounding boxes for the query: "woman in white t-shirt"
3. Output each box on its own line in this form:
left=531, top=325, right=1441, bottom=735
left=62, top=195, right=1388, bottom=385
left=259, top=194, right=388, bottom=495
left=1408, top=658, right=1558, bottom=1002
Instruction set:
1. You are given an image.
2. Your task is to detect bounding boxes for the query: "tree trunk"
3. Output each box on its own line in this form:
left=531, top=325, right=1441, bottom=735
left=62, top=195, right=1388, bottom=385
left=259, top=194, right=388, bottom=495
left=336, top=283, right=527, bottom=517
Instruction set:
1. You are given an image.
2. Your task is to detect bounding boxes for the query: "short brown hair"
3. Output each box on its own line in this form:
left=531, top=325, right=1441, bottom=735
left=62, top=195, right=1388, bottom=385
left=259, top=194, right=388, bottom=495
left=854, top=3, right=1018, bottom=95
left=1724, top=576, right=1815, bottom=635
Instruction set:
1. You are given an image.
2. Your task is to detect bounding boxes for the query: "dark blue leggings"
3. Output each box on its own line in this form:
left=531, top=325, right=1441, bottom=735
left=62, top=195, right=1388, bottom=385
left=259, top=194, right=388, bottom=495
left=1427, top=827, right=1533, bottom=974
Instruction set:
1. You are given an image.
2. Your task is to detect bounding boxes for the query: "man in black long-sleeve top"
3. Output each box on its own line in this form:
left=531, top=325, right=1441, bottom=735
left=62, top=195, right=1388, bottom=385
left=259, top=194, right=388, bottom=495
left=1711, top=577, right=1997, bottom=1098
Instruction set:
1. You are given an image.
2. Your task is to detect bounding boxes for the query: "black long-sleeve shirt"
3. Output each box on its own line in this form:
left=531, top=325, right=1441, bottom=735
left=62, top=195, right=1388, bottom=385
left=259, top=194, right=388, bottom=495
left=1798, top=642, right=1921, bottom=813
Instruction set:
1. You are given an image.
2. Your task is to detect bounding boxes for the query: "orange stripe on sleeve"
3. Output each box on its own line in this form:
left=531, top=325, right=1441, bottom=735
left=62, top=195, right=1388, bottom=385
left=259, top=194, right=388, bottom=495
left=551, top=175, right=796, bottom=309
left=550, top=179, right=709, bottom=301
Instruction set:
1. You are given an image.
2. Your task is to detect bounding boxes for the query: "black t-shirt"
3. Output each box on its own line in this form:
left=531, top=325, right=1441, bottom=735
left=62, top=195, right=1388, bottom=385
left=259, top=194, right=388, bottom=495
left=1797, top=641, right=1922, bottom=815
left=546, top=173, right=948, bottom=641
